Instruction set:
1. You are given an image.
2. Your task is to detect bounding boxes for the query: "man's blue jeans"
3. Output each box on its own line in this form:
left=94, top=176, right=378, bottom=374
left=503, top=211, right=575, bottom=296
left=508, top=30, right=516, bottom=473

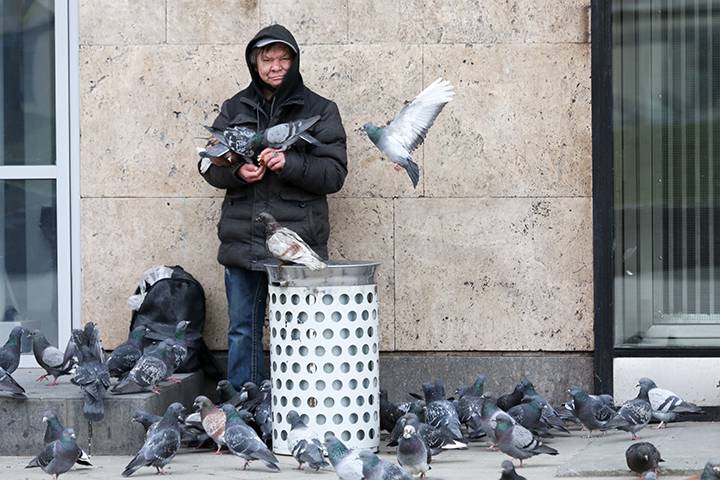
left=225, top=267, right=268, bottom=389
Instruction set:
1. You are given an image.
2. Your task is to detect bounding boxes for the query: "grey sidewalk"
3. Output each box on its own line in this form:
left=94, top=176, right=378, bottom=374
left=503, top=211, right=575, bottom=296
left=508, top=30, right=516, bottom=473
left=0, top=421, right=715, bottom=480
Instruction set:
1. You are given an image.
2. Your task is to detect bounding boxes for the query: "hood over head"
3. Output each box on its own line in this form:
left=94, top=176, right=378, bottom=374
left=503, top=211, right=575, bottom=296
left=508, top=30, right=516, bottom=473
left=245, top=24, right=303, bottom=106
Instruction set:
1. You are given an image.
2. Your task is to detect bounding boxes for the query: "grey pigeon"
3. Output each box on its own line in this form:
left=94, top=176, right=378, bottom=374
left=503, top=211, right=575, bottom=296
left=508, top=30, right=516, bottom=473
left=167, top=321, right=189, bottom=370
left=32, top=330, right=75, bottom=384
left=494, top=416, right=558, bottom=466
left=397, top=425, right=430, bottom=477
left=563, top=390, right=614, bottom=425
left=111, top=338, right=178, bottom=394
left=253, top=380, right=273, bottom=447
left=216, top=379, right=246, bottom=407
left=700, top=460, right=720, bottom=480
left=358, top=449, right=413, bottom=480
left=601, top=381, right=653, bottom=439
left=508, top=398, right=554, bottom=437
left=517, top=379, right=569, bottom=433
left=500, top=459, right=527, bottom=480
left=122, top=402, right=185, bottom=476
left=131, top=409, right=162, bottom=434
left=480, top=396, right=516, bottom=447
left=388, top=412, right=465, bottom=454
left=422, top=380, right=464, bottom=442
left=380, top=389, right=404, bottom=433
left=132, top=409, right=211, bottom=449
left=0, top=366, right=25, bottom=398
left=193, top=395, right=226, bottom=453
left=26, top=427, right=82, bottom=479
left=639, top=377, right=702, bottom=428
left=456, top=374, right=487, bottom=437
left=287, top=410, right=328, bottom=471
left=222, top=405, right=280, bottom=471
left=106, top=326, right=147, bottom=378
left=362, top=78, right=454, bottom=188
left=238, top=381, right=263, bottom=413
left=36, top=411, right=92, bottom=467
left=497, top=384, right=525, bottom=412
left=256, top=212, right=326, bottom=270
left=567, top=386, right=616, bottom=436
left=70, top=322, right=111, bottom=422
left=626, top=442, right=664, bottom=474
left=324, top=433, right=364, bottom=480
left=0, top=326, right=29, bottom=373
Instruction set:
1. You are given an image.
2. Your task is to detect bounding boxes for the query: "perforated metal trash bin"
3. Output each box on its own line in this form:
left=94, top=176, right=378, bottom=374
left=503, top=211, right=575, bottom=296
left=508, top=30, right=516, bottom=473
left=266, top=261, right=381, bottom=455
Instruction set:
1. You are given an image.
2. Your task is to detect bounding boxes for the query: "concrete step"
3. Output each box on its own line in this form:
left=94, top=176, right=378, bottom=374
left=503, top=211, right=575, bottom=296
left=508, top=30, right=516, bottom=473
left=0, top=368, right=204, bottom=456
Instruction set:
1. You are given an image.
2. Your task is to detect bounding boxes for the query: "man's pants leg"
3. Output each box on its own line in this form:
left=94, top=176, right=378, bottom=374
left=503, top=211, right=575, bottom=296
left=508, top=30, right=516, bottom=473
left=225, top=267, right=268, bottom=389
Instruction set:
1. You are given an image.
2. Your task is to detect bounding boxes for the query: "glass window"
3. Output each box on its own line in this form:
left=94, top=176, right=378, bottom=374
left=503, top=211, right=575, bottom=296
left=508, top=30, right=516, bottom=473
left=614, top=1, right=720, bottom=347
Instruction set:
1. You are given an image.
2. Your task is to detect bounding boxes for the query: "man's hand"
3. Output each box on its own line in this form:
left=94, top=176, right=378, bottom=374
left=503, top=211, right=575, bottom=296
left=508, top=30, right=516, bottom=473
left=236, top=163, right=266, bottom=183
left=259, top=148, right=286, bottom=173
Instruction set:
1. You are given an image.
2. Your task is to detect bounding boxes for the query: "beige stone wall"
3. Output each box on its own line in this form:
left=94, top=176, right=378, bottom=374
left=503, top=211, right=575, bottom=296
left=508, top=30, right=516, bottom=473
left=79, top=0, right=593, bottom=352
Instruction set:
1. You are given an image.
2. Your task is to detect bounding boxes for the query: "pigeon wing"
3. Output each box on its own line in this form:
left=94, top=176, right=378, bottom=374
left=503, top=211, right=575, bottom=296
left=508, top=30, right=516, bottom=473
left=384, top=78, right=454, bottom=154
left=42, top=346, right=66, bottom=368
left=648, top=387, right=682, bottom=412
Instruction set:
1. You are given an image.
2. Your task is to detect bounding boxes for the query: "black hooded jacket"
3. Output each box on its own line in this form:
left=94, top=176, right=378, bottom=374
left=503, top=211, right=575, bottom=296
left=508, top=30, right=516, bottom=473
left=199, top=25, right=348, bottom=271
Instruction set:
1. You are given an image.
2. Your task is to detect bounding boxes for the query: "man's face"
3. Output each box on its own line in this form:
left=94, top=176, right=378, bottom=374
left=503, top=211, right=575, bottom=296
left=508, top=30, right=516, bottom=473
left=257, top=43, right=293, bottom=88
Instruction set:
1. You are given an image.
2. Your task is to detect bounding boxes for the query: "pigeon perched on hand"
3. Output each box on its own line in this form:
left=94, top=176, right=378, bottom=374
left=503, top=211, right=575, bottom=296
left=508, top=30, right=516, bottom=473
left=626, top=442, right=664, bottom=475
left=397, top=424, right=430, bottom=478
left=110, top=339, right=178, bottom=395
left=362, top=78, right=454, bottom=188
left=26, top=427, right=82, bottom=479
left=122, top=402, right=184, bottom=477
left=106, top=326, right=147, bottom=378
left=358, top=449, right=414, bottom=480
left=601, top=381, right=653, bottom=439
left=32, top=331, right=75, bottom=385
left=256, top=212, right=327, bottom=270
left=222, top=406, right=280, bottom=471
left=287, top=410, right=328, bottom=471
left=193, top=395, right=226, bottom=454
left=638, top=377, right=702, bottom=428
left=0, top=326, right=29, bottom=373
left=325, top=433, right=364, bottom=480
left=494, top=416, right=558, bottom=466
left=500, top=459, right=528, bottom=480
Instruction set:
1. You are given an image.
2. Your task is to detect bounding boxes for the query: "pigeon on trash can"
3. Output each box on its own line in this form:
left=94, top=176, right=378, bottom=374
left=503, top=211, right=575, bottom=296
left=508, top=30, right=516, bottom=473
left=362, top=78, right=454, bottom=188
left=221, top=405, right=281, bottom=471
left=0, top=326, right=29, bottom=373
left=111, top=339, right=178, bottom=395
left=601, top=381, right=653, bottom=439
left=193, top=395, right=226, bottom=453
left=325, top=433, right=364, bottom=480
left=26, top=427, right=83, bottom=479
left=500, top=459, right=527, bottom=480
left=358, top=449, right=414, bottom=480
left=0, top=366, right=25, bottom=398
left=567, top=387, right=616, bottom=436
left=493, top=416, right=558, bottom=466
left=626, top=442, right=664, bottom=475
left=32, top=330, right=75, bottom=385
left=256, top=212, right=327, bottom=270
left=638, top=377, right=703, bottom=428
left=422, top=380, right=464, bottom=442
left=397, top=424, right=430, bottom=477
left=122, top=402, right=184, bottom=477
left=286, top=410, right=328, bottom=471
left=216, top=379, right=247, bottom=407
left=106, top=326, right=147, bottom=378
left=32, top=411, right=92, bottom=467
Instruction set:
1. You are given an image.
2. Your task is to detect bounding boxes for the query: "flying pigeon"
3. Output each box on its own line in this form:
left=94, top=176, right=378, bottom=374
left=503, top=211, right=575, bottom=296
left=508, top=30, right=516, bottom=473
left=362, top=78, right=454, bottom=188
left=110, top=339, right=178, bottom=395
left=0, top=326, right=29, bottom=373
left=422, top=380, right=464, bottom=442
left=397, top=424, right=430, bottom=478
left=601, top=381, right=653, bottom=439
left=638, top=377, right=702, bottom=428
left=69, top=322, right=111, bottom=422
left=494, top=416, right=558, bottom=466
left=0, top=365, right=25, bottom=398
left=32, top=331, right=75, bottom=385
left=567, top=387, right=616, bottom=436
left=222, top=405, right=280, bottom=471
left=122, top=402, right=185, bottom=476
left=194, top=395, right=226, bottom=453
left=256, top=212, right=327, bottom=270
left=325, top=433, right=364, bottom=480
left=287, top=410, right=328, bottom=471
left=26, top=427, right=82, bottom=479
left=626, top=442, right=664, bottom=475
left=34, top=411, right=92, bottom=467
left=358, top=449, right=414, bottom=480
left=500, top=459, right=527, bottom=480
left=216, top=379, right=246, bottom=407
left=106, top=326, right=147, bottom=378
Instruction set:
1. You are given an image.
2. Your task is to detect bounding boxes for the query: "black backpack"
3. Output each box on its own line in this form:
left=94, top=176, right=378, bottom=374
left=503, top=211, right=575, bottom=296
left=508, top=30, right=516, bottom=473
left=129, top=265, right=222, bottom=379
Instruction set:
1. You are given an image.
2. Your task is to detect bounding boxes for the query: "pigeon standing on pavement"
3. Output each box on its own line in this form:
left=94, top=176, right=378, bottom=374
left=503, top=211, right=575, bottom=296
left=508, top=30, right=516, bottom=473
left=256, top=212, right=327, bottom=270
left=638, top=377, right=702, bottom=428
left=26, top=427, right=82, bottom=479
left=0, top=366, right=26, bottom=398
left=253, top=380, right=273, bottom=447
left=517, top=379, right=568, bottom=434
left=493, top=416, right=558, bottom=466
left=397, top=424, right=430, bottom=477
left=698, top=460, right=720, bottom=480
left=122, top=402, right=185, bottom=477
left=422, top=380, right=464, bottom=442
left=480, top=396, right=516, bottom=447
left=626, top=442, right=664, bottom=475
left=111, top=339, right=178, bottom=395
left=0, top=326, right=29, bottom=373
left=193, top=395, right=226, bottom=454
left=106, top=326, right=147, bottom=378
left=216, top=379, right=246, bottom=406
left=456, top=374, right=487, bottom=437
left=380, top=389, right=404, bottom=433
left=500, top=459, right=528, bottom=480
left=32, top=330, right=75, bottom=385
left=221, top=405, right=280, bottom=471
left=601, top=381, right=653, bottom=439
left=358, top=449, right=413, bottom=480
left=34, top=411, right=92, bottom=467
left=362, top=78, right=454, bottom=188
left=388, top=412, right=465, bottom=454
left=497, top=384, right=525, bottom=412
left=325, top=433, right=364, bottom=480
left=508, top=398, right=553, bottom=437
left=567, top=387, right=616, bottom=436
left=286, top=410, right=328, bottom=471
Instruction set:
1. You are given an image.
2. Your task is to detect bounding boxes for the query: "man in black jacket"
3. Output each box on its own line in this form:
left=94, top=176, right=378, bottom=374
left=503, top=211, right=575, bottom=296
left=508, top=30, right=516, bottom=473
left=199, top=24, right=347, bottom=389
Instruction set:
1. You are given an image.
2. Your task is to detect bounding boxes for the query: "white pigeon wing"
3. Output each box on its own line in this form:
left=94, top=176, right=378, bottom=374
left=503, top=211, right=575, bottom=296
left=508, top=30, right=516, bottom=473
left=648, top=387, right=681, bottom=411
left=43, top=346, right=66, bottom=368
left=384, top=78, right=454, bottom=153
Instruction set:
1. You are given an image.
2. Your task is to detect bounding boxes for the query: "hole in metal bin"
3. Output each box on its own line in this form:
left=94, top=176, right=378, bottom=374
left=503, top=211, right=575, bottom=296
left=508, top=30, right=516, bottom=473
left=276, top=379, right=282, bottom=389
left=292, top=362, right=301, bottom=373
left=340, top=328, right=350, bottom=339
left=298, top=311, right=309, bottom=324
left=373, top=377, right=378, bottom=387
left=357, top=430, right=365, bottom=440
left=308, top=397, right=318, bottom=407
left=276, top=413, right=282, bottom=423
left=285, top=345, right=294, bottom=355
left=274, top=430, right=278, bottom=439
left=271, top=293, right=277, bottom=303
left=348, top=311, right=357, bottom=321
left=339, top=294, right=350, bottom=305
left=271, top=327, right=277, bottom=338
left=280, top=396, right=287, bottom=406
left=306, top=294, right=316, bottom=305
left=333, top=414, right=343, bottom=425
left=341, top=431, right=351, bottom=441
left=281, top=430, right=288, bottom=441
left=349, top=413, right=358, bottom=424
left=273, top=396, right=277, bottom=406
left=369, top=428, right=375, bottom=439
left=362, top=378, right=370, bottom=388
left=315, top=346, right=326, bottom=356
left=316, top=414, right=326, bottom=425
left=355, top=293, right=364, bottom=304
left=324, top=363, right=334, bottom=374
left=355, top=328, right=364, bottom=338
left=322, top=294, right=333, bottom=305
left=332, top=346, right=342, bottom=356
left=274, top=311, right=281, bottom=321
left=301, top=414, right=309, bottom=424
left=373, top=343, right=378, bottom=353
left=291, top=294, right=300, bottom=305
left=291, top=328, right=301, bottom=340
left=355, top=362, right=364, bottom=372
left=280, top=328, right=287, bottom=340
left=369, top=394, right=374, bottom=405
left=368, top=326, right=374, bottom=336
left=341, top=396, right=351, bottom=407
left=362, top=344, right=369, bottom=354
left=280, top=363, right=287, bottom=373
left=307, top=363, right=317, bottom=374
left=363, top=412, right=371, bottom=422
left=331, top=311, right=342, bottom=322
left=285, top=312, right=293, bottom=322
left=292, top=397, right=301, bottom=407
left=332, top=379, right=342, bottom=390
left=372, top=309, right=377, bottom=320
left=315, top=312, right=325, bottom=322
left=272, top=361, right=277, bottom=372
left=300, top=380, right=309, bottom=390
left=348, top=345, right=357, bottom=356
left=323, top=329, right=334, bottom=339
left=286, top=379, right=294, bottom=389
left=306, top=329, right=317, bottom=339
left=280, top=294, right=287, bottom=304
left=316, top=380, right=326, bottom=390
left=299, top=346, right=309, bottom=356
left=340, top=362, right=350, bottom=373
left=368, top=361, right=374, bottom=371
left=362, top=310, right=369, bottom=320
left=324, top=397, right=335, bottom=408
left=374, top=411, right=379, bottom=421
left=357, top=396, right=365, bottom=406
left=349, top=379, right=358, bottom=389
left=367, top=292, right=374, bottom=303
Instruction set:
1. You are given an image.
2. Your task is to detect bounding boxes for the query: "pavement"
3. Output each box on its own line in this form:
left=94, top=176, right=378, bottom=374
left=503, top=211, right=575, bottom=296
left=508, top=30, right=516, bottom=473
left=0, top=421, right=714, bottom=480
